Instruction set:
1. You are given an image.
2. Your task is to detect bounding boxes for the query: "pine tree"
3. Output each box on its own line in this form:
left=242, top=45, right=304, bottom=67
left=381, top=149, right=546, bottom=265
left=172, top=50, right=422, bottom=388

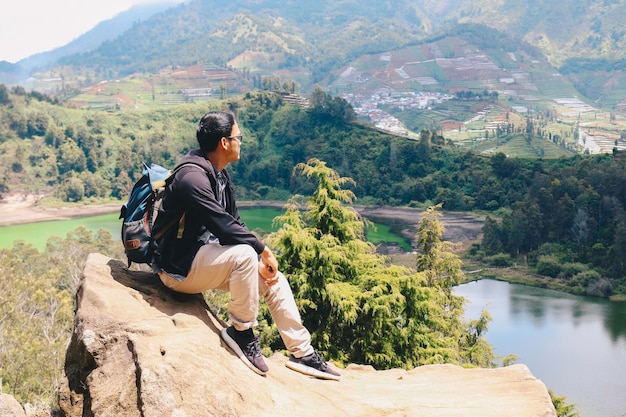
left=265, top=158, right=497, bottom=369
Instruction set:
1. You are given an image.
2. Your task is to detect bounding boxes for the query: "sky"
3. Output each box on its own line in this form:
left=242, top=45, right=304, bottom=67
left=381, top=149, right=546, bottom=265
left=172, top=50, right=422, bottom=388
left=0, top=0, right=185, bottom=63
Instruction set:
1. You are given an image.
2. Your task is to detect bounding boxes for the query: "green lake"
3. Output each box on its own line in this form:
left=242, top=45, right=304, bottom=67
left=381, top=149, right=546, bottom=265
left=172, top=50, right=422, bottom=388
left=0, top=207, right=412, bottom=251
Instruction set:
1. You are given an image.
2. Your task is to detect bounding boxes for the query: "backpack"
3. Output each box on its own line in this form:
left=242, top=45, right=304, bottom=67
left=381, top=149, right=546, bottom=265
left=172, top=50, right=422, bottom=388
left=119, top=162, right=203, bottom=266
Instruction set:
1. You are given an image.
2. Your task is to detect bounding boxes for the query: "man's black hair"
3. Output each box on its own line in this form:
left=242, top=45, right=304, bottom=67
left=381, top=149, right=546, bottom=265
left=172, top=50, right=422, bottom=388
left=196, top=111, right=235, bottom=153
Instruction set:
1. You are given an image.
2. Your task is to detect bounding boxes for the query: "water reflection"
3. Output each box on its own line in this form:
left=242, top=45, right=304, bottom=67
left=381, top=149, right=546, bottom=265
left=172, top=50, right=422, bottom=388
left=572, top=302, right=585, bottom=321
left=604, top=301, right=626, bottom=343
left=510, top=291, right=549, bottom=323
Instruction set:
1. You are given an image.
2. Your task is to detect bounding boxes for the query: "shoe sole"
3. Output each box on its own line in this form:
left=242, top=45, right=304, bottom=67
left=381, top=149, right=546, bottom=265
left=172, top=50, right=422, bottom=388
left=285, top=360, right=341, bottom=381
left=220, top=327, right=268, bottom=376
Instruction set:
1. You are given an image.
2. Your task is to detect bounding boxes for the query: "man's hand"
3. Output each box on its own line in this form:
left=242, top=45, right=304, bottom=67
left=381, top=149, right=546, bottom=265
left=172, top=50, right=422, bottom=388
left=259, top=246, right=279, bottom=286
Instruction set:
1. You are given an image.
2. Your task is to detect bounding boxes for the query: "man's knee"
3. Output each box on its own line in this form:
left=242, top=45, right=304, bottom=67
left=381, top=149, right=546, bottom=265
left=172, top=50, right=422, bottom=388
left=233, top=245, right=258, bottom=269
left=260, top=272, right=290, bottom=298
left=241, top=244, right=258, bottom=260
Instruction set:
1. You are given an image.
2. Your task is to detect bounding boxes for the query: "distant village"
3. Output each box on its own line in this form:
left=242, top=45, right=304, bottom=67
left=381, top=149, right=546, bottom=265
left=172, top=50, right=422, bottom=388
left=342, top=91, right=454, bottom=137
left=341, top=91, right=626, bottom=155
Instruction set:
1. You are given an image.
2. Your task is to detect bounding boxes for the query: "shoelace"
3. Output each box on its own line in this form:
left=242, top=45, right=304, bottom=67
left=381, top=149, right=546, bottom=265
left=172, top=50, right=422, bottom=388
left=244, top=336, right=262, bottom=358
left=307, top=352, right=328, bottom=371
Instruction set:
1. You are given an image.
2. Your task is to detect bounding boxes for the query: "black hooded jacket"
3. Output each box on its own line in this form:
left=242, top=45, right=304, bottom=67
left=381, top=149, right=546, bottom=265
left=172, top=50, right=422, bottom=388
left=152, top=149, right=265, bottom=278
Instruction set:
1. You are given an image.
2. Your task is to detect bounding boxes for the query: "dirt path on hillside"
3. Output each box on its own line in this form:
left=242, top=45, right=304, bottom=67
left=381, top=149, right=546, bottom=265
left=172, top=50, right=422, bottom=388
left=356, top=205, right=485, bottom=250
left=0, top=197, right=485, bottom=247
left=216, top=201, right=485, bottom=248
left=0, top=195, right=121, bottom=226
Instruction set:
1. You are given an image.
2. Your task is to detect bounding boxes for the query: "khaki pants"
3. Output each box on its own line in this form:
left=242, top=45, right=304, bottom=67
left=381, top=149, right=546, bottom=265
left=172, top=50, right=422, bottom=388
left=159, top=241, right=313, bottom=358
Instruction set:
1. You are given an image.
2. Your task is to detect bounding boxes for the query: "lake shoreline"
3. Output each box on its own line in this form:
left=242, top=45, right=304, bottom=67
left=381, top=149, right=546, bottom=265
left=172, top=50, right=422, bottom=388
left=0, top=198, right=485, bottom=245
left=4, top=197, right=620, bottom=303
left=0, top=200, right=122, bottom=226
left=0, top=199, right=284, bottom=227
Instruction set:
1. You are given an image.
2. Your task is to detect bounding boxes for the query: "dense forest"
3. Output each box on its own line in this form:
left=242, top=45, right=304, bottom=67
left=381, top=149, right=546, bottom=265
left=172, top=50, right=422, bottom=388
left=1, top=82, right=625, bottom=302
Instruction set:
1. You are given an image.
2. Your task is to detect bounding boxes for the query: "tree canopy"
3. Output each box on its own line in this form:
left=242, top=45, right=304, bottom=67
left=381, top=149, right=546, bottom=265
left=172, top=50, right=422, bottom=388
left=264, top=159, right=499, bottom=369
left=0, top=227, right=122, bottom=407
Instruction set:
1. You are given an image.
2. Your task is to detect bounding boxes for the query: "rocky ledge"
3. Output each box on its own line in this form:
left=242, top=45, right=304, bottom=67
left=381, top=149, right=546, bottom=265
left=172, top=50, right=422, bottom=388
left=57, top=253, right=557, bottom=417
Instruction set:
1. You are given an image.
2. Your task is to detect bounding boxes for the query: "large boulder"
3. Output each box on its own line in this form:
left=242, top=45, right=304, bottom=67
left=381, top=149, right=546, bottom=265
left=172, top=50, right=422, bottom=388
left=0, top=393, right=26, bottom=417
left=58, top=253, right=557, bottom=417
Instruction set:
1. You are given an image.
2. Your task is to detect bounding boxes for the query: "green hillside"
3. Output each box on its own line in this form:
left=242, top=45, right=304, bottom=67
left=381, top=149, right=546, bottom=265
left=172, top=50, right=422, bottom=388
left=0, top=0, right=620, bottom=113
left=451, top=0, right=626, bottom=65
left=2, top=86, right=626, bottom=304
left=4, top=1, right=622, bottom=153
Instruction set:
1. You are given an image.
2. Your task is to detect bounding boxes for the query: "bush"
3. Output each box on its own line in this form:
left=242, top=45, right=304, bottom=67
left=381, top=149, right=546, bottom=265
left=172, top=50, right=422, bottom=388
left=587, top=278, right=613, bottom=298
left=58, top=177, right=85, bottom=202
left=536, top=255, right=562, bottom=278
left=571, top=270, right=601, bottom=287
left=485, top=253, right=513, bottom=267
left=558, top=262, right=589, bottom=280
left=466, top=243, right=481, bottom=257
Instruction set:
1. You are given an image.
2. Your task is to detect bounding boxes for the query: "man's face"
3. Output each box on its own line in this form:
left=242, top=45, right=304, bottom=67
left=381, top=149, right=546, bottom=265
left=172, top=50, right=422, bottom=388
left=225, top=122, right=242, bottom=162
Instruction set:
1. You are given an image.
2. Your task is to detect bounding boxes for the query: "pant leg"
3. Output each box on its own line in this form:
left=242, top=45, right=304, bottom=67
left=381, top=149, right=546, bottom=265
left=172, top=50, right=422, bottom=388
left=159, top=241, right=314, bottom=357
left=159, top=242, right=259, bottom=331
left=260, top=272, right=314, bottom=358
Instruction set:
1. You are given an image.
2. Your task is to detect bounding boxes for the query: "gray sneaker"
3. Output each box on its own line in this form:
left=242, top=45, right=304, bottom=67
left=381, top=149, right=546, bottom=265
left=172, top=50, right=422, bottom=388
left=221, top=326, right=269, bottom=376
left=285, top=351, right=341, bottom=381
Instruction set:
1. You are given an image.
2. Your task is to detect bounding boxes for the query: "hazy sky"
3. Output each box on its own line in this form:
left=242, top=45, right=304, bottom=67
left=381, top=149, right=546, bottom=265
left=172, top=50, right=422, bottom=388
left=0, top=0, right=185, bottom=63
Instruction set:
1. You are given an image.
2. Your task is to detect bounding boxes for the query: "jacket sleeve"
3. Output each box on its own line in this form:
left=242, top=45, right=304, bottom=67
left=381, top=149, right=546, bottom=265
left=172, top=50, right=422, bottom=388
left=175, top=168, right=265, bottom=254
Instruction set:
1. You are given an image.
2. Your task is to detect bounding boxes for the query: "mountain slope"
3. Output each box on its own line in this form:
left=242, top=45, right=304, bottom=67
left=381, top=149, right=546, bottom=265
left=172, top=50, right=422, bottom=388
left=57, top=0, right=426, bottom=84
left=55, top=1, right=626, bottom=73
left=451, top=0, right=626, bottom=66
left=4, top=0, right=626, bottom=109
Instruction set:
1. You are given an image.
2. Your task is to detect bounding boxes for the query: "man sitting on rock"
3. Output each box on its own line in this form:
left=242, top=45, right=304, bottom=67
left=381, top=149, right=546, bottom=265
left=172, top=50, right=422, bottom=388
left=152, top=110, right=340, bottom=380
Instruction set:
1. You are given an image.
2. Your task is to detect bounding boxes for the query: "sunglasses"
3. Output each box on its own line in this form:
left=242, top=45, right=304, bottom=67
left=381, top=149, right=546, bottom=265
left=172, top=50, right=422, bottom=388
left=225, top=134, right=243, bottom=144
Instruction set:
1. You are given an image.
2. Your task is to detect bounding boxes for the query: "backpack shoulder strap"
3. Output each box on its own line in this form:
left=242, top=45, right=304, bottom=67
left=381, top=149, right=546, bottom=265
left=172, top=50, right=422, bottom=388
left=151, top=162, right=208, bottom=191
left=171, top=162, right=209, bottom=178
left=152, top=163, right=208, bottom=241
